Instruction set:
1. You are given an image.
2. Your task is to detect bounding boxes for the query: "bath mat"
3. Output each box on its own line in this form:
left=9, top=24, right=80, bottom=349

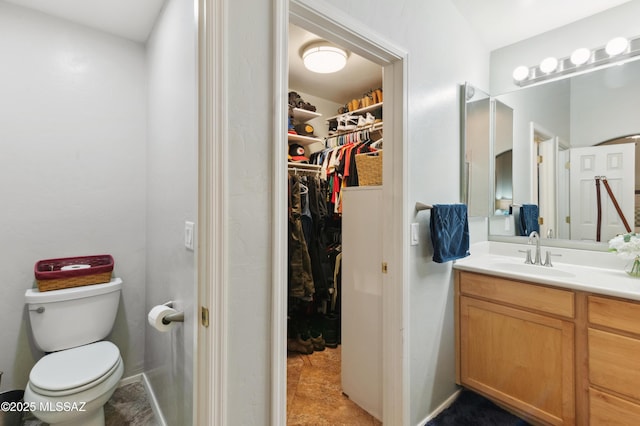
left=426, top=389, right=529, bottom=426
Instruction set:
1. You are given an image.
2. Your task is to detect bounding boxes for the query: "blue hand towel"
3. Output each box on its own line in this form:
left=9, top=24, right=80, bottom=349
left=520, top=204, right=539, bottom=236
left=429, top=204, right=470, bottom=263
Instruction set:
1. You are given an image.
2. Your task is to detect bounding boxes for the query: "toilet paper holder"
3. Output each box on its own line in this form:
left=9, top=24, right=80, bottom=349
left=161, top=301, right=184, bottom=325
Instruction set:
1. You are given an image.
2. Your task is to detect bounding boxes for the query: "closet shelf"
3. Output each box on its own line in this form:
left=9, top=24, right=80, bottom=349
left=288, top=133, right=323, bottom=146
left=325, top=102, right=383, bottom=121
left=291, top=107, right=321, bottom=123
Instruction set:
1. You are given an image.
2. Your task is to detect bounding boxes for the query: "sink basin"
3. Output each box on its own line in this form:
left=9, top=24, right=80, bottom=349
left=491, top=262, right=576, bottom=278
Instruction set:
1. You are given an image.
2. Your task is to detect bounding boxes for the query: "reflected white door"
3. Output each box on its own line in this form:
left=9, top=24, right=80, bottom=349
left=569, top=143, right=635, bottom=241
left=557, top=149, right=571, bottom=239
left=538, top=137, right=557, bottom=238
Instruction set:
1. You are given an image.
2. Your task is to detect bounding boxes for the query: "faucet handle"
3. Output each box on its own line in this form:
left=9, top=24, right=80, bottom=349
left=543, top=251, right=561, bottom=267
left=518, top=249, right=533, bottom=264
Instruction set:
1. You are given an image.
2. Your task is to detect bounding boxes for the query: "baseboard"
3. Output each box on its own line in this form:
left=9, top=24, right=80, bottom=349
left=141, top=373, right=168, bottom=426
left=416, top=389, right=461, bottom=426
left=118, top=373, right=143, bottom=387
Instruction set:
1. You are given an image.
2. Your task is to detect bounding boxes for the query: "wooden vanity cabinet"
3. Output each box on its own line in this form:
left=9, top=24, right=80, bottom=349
left=587, top=295, right=640, bottom=424
left=456, top=271, right=576, bottom=425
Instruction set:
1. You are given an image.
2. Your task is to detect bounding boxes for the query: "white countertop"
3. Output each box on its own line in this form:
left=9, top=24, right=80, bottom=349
left=453, top=241, right=640, bottom=301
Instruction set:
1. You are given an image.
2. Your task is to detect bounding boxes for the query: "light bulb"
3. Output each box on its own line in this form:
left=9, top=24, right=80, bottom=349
left=539, top=57, right=558, bottom=74
left=512, top=65, right=529, bottom=81
left=605, top=37, right=629, bottom=56
left=570, top=48, right=591, bottom=65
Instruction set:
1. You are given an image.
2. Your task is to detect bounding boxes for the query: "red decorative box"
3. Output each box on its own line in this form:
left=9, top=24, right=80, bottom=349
left=34, top=254, right=114, bottom=292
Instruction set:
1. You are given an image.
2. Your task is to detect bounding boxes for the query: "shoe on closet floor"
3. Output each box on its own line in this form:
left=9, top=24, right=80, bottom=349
left=322, top=313, right=340, bottom=349
left=288, top=336, right=313, bottom=354
left=309, top=330, right=325, bottom=351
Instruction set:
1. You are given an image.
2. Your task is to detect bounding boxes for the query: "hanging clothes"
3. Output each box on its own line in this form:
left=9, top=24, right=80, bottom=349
left=288, top=174, right=314, bottom=299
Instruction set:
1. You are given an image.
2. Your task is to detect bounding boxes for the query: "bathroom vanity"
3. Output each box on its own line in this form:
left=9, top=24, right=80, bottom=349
left=454, top=242, right=640, bottom=425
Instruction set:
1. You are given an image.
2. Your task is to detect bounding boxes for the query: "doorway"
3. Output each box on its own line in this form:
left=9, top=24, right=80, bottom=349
left=273, top=1, right=408, bottom=424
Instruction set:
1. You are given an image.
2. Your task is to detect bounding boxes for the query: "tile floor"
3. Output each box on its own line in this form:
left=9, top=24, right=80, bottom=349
left=22, top=381, right=157, bottom=426
left=287, top=346, right=382, bottom=425
left=21, top=352, right=375, bottom=426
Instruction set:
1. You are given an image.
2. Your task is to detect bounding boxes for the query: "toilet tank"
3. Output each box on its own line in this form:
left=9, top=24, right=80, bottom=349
left=25, top=278, right=122, bottom=352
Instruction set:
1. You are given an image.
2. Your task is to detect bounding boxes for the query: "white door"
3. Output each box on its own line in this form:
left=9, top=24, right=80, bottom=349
left=537, top=137, right=557, bottom=238
left=557, top=148, right=571, bottom=239
left=569, top=143, right=635, bottom=241
left=341, top=187, right=382, bottom=420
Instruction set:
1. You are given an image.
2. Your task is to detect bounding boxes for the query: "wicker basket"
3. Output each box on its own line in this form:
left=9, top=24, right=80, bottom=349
left=34, top=255, right=114, bottom=292
left=356, top=150, right=383, bottom=186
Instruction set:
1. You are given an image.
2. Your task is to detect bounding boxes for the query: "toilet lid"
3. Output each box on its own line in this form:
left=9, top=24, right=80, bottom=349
left=30, top=341, right=120, bottom=392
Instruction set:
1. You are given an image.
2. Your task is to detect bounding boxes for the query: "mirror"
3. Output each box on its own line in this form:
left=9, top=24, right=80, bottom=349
left=489, top=58, right=640, bottom=243
left=460, top=83, right=491, bottom=217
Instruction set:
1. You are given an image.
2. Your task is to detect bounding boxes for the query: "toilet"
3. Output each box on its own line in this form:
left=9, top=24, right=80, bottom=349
left=24, top=278, right=124, bottom=426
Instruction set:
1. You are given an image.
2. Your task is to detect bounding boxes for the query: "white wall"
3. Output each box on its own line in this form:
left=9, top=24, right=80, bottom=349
left=570, top=59, right=640, bottom=147
left=144, top=0, right=197, bottom=424
left=223, top=0, right=489, bottom=424
left=0, top=2, right=147, bottom=390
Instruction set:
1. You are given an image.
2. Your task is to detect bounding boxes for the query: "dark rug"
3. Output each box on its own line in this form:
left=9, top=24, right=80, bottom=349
left=426, top=389, right=530, bottom=426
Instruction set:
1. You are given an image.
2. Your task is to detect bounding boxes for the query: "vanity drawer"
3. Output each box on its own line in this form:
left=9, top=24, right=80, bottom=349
left=589, top=328, right=640, bottom=402
left=459, top=272, right=575, bottom=318
left=588, top=295, right=640, bottom=335
left=590, top=388, right=640, bottom=425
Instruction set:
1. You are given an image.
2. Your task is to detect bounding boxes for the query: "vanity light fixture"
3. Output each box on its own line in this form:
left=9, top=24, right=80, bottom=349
left=302, top=41, right=348, bottom=74
left=512, top=65, right=529, bottom=82
left=512, top=35, right=640, bottom=86
left=570, top=48, right=591, bottom=66
left=539, top=57, right=559, bottom=74
left=605, top=37, right=629, bottom=56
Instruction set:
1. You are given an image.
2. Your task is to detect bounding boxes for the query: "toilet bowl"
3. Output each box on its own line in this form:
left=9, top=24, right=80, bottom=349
left=24, top=341, right=123, bottom=426
left=24, top=278, right=123, bottom=426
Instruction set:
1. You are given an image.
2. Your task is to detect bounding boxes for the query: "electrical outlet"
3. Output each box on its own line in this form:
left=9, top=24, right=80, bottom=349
left=185, top=221, right=195, bottom=251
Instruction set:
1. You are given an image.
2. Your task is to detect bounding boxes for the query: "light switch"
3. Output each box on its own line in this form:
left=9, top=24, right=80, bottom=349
left=410, top=223, right=419, bottom=246
left=185, top=221, right=195, bottom=251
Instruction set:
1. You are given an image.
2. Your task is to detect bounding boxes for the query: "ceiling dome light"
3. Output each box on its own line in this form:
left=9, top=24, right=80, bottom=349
left=570, top=48, right=591, bottom=65
left=539, top=57, right=559, bottom=74
left=512, top=65, right=529, bottom=81
left=605, top=37, right=629, bottom=56
left=302, top=42, right=348, bottom=74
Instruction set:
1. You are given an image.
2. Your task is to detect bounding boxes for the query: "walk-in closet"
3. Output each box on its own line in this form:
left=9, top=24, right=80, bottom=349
left=286, top=23, right=384, bottom=424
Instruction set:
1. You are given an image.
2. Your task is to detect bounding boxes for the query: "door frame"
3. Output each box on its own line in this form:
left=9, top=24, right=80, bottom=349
left=196, top=0, right=227, bottom=425
left=273, top=1, right=409, bottom=424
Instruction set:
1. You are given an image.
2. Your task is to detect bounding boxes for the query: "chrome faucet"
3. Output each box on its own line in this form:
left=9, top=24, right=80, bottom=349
left=528, top=231, right=542, bottom=265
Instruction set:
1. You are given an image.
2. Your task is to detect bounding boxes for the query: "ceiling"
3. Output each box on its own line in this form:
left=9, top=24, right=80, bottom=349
left=4, top=0, right=166, bottom=43
left=288, top=23, right=383, bottom=105
left=4, top=0, right=632, bottom=100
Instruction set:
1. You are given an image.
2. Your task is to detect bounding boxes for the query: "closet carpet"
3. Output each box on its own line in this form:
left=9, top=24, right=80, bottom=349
left=426, top=389, right=529, bottom=426
left=287, top=346, right=381, bottom=425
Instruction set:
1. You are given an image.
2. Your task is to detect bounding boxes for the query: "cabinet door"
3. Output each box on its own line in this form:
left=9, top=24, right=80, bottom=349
left=460, top=296, right=575, bottom=425
left=589, top=328, right=640, bottom=402
left=590, top=388, right=640, bottom=425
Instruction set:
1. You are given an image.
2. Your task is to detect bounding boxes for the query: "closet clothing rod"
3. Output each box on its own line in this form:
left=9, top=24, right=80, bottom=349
left=288, top=162, right=321, bottom=175
left=287, top=162, right=321, bottom=169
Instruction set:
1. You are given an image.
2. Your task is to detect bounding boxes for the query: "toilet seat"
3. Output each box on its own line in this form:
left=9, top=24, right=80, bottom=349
left=29, top=341, right=121, bottom=397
